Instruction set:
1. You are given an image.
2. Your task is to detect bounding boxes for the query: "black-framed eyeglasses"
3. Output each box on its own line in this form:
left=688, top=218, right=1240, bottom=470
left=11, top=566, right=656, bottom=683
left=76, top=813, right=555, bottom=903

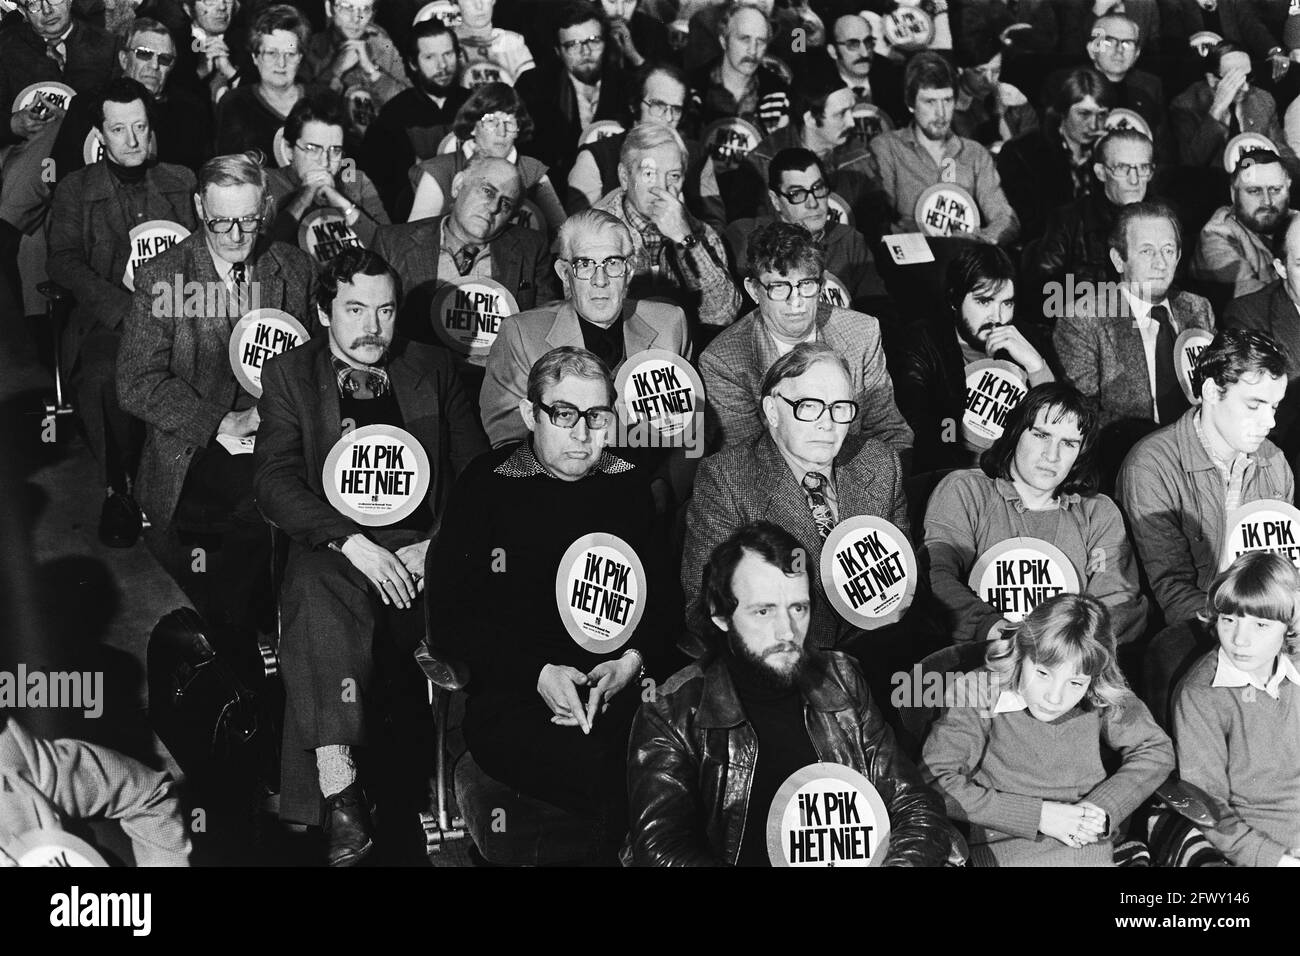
left=294, top=141, right=345, bottom=160
left=755, top=277, right=821, bottom=301
left=1104, top=162, right=1155, bottom=179
left=642, top=98, right=684, bottom=119
left=834, top=37, right=872, bottom=51
left=774, top=180, right=830, bottom=204
left=204, top=214, right=262, bottom=235
left=132, top=47, right=177, bottom=66
left=564, top=256, right=629, bottom=280
left=18, top=0, right=70, bottom=10
left=773, top=395, right=859, bottom=423
left=560, top=36, right=604, bottom=53
left=535, top=399, right=615, bottom=430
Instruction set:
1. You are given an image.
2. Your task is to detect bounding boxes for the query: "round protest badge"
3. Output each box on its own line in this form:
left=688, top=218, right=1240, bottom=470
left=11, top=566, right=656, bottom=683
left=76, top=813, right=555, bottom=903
left=851, top=103, right=893, bottom=142
left=83, top=127, right=105, bottom=165
left=1174, top=327, right=1215, bottom=404
left=818, top=271, right=851, bottom=308
left=1103, top=108, right=1153, bottom=141
left=12, top=81, right=75, bottom=115
left=9, top=830, right=109, bottom=868
left=614, top=348, right=705, bottom=446
left=668, top=18, right=689, bottom=50
left=228, top=308, right=311, bottom=397
left=343, top=85, right=377, bottom=134
left=968, top=537, right=1081, bottom=623
left=579, top=120, right=625, bottom=146
left=121, top=219, right=190, bottom=292
left=703, top=117, right=762, bottom=172
left=413, top=0, right=461, bottom=26
left=766, top=763, right=891, bottom=867
left=1224, top=132, right=1277, bottom=173
left=555, top=532, right=647, bottom=654
left=323, top=424, right=432, bottom=527
left=429, top=275, right=518, bottom=365
left=882, top=7, right=934, bottom=52
left=914, top=183, right=981, bottom=237
left=1189, top=31, right=1223, bottom=57
left=509, top=198, right=546, bottom=234
left=962, top=358, right=1028, bottom=451
left=272, top=126, right=292, bottom=167
left=464, top=59, right=513, bottom=88
left=820, top=516, right=917, bottom=630
left=825, top=191, right=854, bottom=227
left=1220, top=500, right=1300, bottom=572
left=298, top=206, right=366, bottom=264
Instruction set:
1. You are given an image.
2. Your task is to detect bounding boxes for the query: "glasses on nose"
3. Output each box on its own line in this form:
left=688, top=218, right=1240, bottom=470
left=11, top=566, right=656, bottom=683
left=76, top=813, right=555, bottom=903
left=477, top=112, right=519, bottom=133
left=835, top=37, right=871, bottom=51
left=295, top=142, right=345, bottom=160
left=205, top=215, right=262, bottom=235
left=774, top=181, right=829, bottom=205
left=560, top=36, right=604, bottom=53
left=756, top=277, right=821, bottom=301
left=259, top=48, right=302, bottom=63
left=535, top=400, right=615, bottom=430
left=195, top=0, right=233, bottom=6
left=565, top=255, right=629, bottom=280
left=1105, top=162, right=1155, bottom=180
left=20, top=0, right=70, bottom=10
left=641, top=98, right=685, bottom=120
left=132, top=46, right=177, bottom=66
left=1093, top=34, right=1138, bottom=53
left=337, top=2, right=373, bottom=17
left=774, top=395, right=859, bottom=423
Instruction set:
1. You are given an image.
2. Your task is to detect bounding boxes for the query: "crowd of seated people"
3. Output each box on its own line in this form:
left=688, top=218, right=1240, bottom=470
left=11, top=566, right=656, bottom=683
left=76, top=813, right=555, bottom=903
left=9, top=0, right=1300, bottom=869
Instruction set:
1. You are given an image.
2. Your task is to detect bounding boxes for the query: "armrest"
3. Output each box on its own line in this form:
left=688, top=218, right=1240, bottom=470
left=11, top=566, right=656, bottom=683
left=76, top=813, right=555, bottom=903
left=1155, top=775, right=1220, bottom=829
left=414, top=638, right=470, bottom=692
left=38, top=281, right=71, bottom=302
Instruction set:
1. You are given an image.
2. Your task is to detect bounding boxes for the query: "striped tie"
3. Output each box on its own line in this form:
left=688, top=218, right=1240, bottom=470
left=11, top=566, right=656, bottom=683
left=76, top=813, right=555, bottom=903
left=802, top=471, right=835, bottom=540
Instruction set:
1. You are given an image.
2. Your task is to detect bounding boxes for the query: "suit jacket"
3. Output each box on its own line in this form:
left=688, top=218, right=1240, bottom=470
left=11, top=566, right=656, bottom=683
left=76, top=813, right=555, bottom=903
left=681, top=431, right=908, bottom=654
left=1170, top=81, right=1298, bottom=176
left=1224, top=279, right=1300, bottom=457
left=0, top=19, right=117, bottom=147
left=1191, top=205, right=1280, bottom=299
left=370, top=215, right=559, bottom=346
left=254, top=336, right=487, bottom=551
left=698, top=302, right=913, bottom=460
left=117, top=232, right=319, bottom=529
left=45, top=160, right=197, bottom=367
left=515, top=60, right=629, bottom=182
left=479, top=298, right=691, bottom=447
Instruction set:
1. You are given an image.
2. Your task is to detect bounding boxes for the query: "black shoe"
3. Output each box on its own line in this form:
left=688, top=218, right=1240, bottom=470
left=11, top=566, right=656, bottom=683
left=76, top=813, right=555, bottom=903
left=98, top=493, right=142, bottom=548
left=324, top=782, right=374, bottom=867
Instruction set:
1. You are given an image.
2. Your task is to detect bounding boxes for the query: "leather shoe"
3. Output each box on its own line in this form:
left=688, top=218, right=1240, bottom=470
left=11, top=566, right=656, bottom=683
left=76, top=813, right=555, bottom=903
left=98, top=492, right=142, bottom=548
left=324, top=782, right=374, bottom=867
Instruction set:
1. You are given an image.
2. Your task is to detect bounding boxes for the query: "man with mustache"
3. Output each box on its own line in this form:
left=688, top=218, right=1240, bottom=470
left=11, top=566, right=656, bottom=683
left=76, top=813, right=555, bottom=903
left=627, top=520, right=950, bottom=867
left=254, top=247, right=487, bottom=865
left=689, top=1, right=792, bottom=138
left=359, top=18, right=470, bottom=218
left=825, top=12, right=904, bottom=127
left=1192, top=148, right=1292, bottom=298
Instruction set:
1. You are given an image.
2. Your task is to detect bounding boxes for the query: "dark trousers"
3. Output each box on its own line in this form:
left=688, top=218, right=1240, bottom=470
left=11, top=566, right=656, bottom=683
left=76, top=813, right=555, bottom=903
left=72, top=327, right=141, bottom=491
left=1143, top=618, right=1213, bottom=730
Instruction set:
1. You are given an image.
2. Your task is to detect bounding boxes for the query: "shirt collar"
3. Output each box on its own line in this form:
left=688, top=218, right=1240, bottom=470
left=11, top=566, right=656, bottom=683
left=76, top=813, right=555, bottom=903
left=493, top=440, right=634, bottom=479
left=992, top=475, right=1081, bottom=511
left=1192, top=407, right=1251, bottom=474
left=569, top=72, right=601, bottom=97
left=992, top=689, right=1027, bottom=714
left=1212, top=647, right=1300, bottom=699
left=1119, top=287, right=1171, bottom=324
left=621, top=192, right=656, bottom=235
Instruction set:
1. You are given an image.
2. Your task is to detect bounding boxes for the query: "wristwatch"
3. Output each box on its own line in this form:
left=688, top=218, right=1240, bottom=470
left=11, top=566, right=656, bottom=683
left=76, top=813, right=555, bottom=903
left=676, top=232, right=700, bottom=251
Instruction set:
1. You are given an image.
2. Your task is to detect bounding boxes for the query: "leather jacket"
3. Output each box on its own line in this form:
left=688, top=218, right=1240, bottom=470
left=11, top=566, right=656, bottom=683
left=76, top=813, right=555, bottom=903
left=627, top=650, right=952, bottom=866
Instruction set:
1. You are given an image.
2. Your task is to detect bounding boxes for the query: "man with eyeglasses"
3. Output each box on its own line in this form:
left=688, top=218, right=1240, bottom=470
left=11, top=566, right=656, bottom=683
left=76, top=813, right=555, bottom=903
left=825, top=12, right=905, bottom=127
left=688, top=1, right=792, bottom=139
left=117, top=151, right=318, bottom=636
left=567, top=63, right=726, bottom=231
left=699, top=220, right=910, bottom=462
left=299, top=0, right=410, bottom=132
left=254, top=247, right=487, bottom=865
left=424, top=344, right=675, bottom=864
left=481, top=207, right=688, bottom=445
left=1192, top=148, right=1293, bottom=299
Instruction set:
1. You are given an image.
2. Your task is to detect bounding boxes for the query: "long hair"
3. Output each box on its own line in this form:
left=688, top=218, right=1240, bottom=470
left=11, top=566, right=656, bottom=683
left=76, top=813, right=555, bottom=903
left=979, top=383, right=1100, bottom=498
left=1199, top=551, right=1300, bottom=655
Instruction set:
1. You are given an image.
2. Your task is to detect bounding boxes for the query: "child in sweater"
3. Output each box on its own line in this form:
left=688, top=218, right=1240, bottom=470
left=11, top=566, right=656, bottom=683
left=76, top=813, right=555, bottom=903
left=920, top=593, right=1174, bottom=866
left=1173, top=551, right=1300, bottom=867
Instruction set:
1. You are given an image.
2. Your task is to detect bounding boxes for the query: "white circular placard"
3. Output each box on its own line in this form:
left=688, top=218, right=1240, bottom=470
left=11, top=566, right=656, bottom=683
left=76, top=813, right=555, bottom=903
left=413, top=0, right=461, bottom=26
left=825, top=191, right=853, bottom=227
left=818, top=271, right=851, bottom=308
left=428, top=276, right=518, bottom=364
left=1224, top=132, right=1278, bottom=173
left=883, top=7, right=934, bottom=51
left=962, top=359, right=1028, bottom=450
left=1103, top=108, right=1153, bottom=141
left=968, top=537, right=1081, bottom=622
left=227, top=308, right=310, bottom=397
left=579, top=121, right=625, bottom=145
left=1221, top=499, right=1300, bottom=571
left=10, top=830, right=109, bottom=868
left=83, top=127, right=105, bottom=165
left=509, top=198, right=546, bottom=234
left=272, top=126, right=292, bottom=167
left=555, top=532, right=647, bottom=653
left=298, top=206, right=366, bottom=264
left=613, top=348, right=704, bottom=446
left=464, top=60, right=514, bottom=88
left=122, top=219, right=190, bottom=292
left=821, top=516, right=917, bottom=630
left=851, top=103, right=894, bottom=142
left=323, top=424, right=432, bottom=527
left=915, top=183, right=981, bottom=237
left=1174, top=328, right=1215, bottom=404
left=12, top=82, right=75, bottom=115
left=1189, top=31, right=1223, bottom=57
left=703, top=118, right=762, bottom=171
left=343, top=85, right=377, bottom=133
left=766, top=763, right=891, bottom=867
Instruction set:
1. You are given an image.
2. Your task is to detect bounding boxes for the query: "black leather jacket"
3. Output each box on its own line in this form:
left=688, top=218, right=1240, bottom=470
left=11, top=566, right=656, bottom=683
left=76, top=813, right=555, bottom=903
left=627, top=650, right=952, bottom=866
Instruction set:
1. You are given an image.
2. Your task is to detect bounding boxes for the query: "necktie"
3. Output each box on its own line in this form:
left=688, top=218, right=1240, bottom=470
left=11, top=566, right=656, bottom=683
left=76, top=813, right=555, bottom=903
left=801, top=471, right=835, bottom=540
left=453, top=244, right=480, bottom=276
left=852, top=85, right=870, bottom=103
left=45, top=39, right=65, bottom=72
left=1150, top=304, right=1186, bottom=425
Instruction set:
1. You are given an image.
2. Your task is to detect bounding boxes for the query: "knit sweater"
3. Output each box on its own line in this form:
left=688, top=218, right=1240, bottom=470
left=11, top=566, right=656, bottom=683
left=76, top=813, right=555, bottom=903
left=1173, top=649, right=1300, bottom=867
left=920, top=670, right=1174, bottom=866
left=924, top=470, right=1149, bottom=645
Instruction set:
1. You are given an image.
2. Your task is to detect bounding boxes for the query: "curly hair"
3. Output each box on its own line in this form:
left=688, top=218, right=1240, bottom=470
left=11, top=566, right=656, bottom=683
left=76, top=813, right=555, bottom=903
left=451, top=82, right=535, bottom=145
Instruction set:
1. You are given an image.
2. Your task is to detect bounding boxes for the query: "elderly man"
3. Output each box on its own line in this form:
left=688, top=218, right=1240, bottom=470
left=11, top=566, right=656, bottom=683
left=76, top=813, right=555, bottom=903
left=480, top=208, right=689, bottom=446
left=869, top=52, right=1018, bottom=244
left=425, top=345, right=674, bottom=862
left=700, top=221, right=910, bottom=461
left=255, top=248, right=486, bottom=865
left=46, top=78, right=198, bottom=549
left=628, top=520, right=950, bottom=867
left=118, top=152, right=317, bottom=633
left=173, top=0, right=251, bottom=105
left=1054, top=200, right=1216, bottom=483
left=593, top=123, right=742, bottom=329
left=825, top=12, right=905, bottom=126
left=371, top=155, right=557, bottom=347
left=1192, top=148, right=1292, bottom=299
left=688, top=1, right=791, bottom=138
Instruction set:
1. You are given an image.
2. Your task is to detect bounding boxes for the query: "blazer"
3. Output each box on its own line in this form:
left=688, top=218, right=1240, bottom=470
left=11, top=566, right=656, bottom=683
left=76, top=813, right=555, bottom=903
left=698, top=302, right=913, bottom=460
left=45, top=161, right=197, bottom=367
left=0, top=19, right=117, bottom=147
left=117, top=232, right=319, bottom=529
left=515, top=60, right=629, bottom=181
left=1224, top=279, right=1300, bottom=457
left=370, top=215, right=559, bottom=346
left=479, top=298, right=691, bottom=447
left=253, top=336, right=488, bottom=551
left=681, top=431, right=908, bottom=655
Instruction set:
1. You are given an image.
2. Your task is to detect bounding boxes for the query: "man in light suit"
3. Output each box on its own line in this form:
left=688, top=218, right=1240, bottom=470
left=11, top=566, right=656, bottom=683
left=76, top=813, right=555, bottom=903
left=1054, top=199, right=1216, bottom=484
left=480, top=208, right=690, bottom=446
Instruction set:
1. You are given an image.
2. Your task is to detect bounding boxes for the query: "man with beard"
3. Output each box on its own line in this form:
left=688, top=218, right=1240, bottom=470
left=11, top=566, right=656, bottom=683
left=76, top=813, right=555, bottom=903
left=870, top=52, right=1018, bottom=245
left=891, top=244, right=1053, bottom=475
left=688, top=1, right=792, bottom=139
left=1055, top=200, right=1216, bottom=486
left=627, top=520, right=950, bottom=867
left=358, top=18, right=469, bottom=218
left=825, top=12, right=904, bottom=127
left=1192, top=148, right=1291, bottom=298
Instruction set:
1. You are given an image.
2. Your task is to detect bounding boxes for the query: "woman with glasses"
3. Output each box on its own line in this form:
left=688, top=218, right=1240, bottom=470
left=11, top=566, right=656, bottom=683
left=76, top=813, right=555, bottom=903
left=214, top=4, right=309, bottom=165
left=265, top=91, right=389, bottom=247
left=923, top=382, right=1148, bottom=650
left=406, top=82, right=565, bottom=231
